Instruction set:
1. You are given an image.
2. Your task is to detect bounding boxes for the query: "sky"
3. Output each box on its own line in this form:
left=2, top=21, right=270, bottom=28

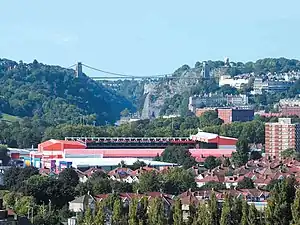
left=1, top=0, right=300, bottom=77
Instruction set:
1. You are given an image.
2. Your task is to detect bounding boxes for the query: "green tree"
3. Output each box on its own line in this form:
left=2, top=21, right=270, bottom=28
left=14, top=195, right=36, bottom=216
left=248, top=204, right=259, bottom=225
left=201, top=182, right=226, bottom=190
left=232, top=139, right=249, bottom=167
left=204, top=156, right=221, bottom=169
left=148, top=198, right=165, bottom=225
left=249, top=151, right=262, bottom=160
left=22, top=175, right=49, bottom=204
left=208, top=192, right=220, bottom=225
left=112, top=198, right=122, bottom=225
left=137, top=197, right=148, bottom=225
left=220, top=194, right=233, bottom=225
left=129, top=198, right=138, bottom=225
left=237, top=177, right=254, bottom=189
left=3, top=191, right=17, bottom=208
left=232, top=197, right=243, bottom=225
left=265, top=178, right=296, bottom=225
left=161, top=167, right=196, bottom=195
left=4, top=166, right=39, bottom=190
left=241, top=200, right=249, bottom=225
left=133, top=171, right=160, bottom=193
left=58, top=168, right=79, bottom=187
left=130, top=160, right=147, bottom=170
left=81, top=207, right=93, bottom=225
left=94, top=202, right=105, bottom=225
left=291, top=189, right=300, bottom=225
left=173, top=199, right=183, bottom=225
left=194, top=203, right=209, bottom=225
left=160, top=146, right=197, bottom=169
left=0, top=145, right=10, bottom=165
left=199, top=111, right=223, bottom=127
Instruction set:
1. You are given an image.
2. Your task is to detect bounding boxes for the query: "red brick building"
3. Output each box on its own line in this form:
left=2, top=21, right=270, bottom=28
left=280, top=105, right=300, bottom=117
left=217, top=108, right=254, bottom=124
left=265, top=118, right=300, bottom=159
left=279, top=99, right=300, bottom=117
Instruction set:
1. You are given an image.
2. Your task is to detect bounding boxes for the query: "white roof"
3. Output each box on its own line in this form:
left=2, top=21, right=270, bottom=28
left=190, top=131, right=218, bottom=140
left=48, top=157, right=177, bottom=168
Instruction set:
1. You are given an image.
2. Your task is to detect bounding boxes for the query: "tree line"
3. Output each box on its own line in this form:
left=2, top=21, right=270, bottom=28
left=0, top=111, right=267, bottom=148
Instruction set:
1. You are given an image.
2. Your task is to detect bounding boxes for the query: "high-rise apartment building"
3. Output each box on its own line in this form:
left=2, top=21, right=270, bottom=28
left=265, top=118, right=300, bottom=159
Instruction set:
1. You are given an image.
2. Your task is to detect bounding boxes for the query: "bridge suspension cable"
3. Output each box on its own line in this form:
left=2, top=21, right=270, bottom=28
left=82, top=63, right=173, bottom=78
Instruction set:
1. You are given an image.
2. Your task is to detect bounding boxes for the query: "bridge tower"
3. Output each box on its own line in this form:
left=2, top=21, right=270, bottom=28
left=75, top=62, right=82, bottom=78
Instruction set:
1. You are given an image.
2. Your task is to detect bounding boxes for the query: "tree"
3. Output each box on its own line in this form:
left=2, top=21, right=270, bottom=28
left=241, top=200, right=249, bottom=225
left=14, top=195, right=36, bottom=216
left=90, top=170, right=108, bottom=180
left=204, top=156, right=221, bottom=169
left=201, top=182, right=226, bottom=190
left=3, top=191, right=17, bottom=208
left=248, top=204, right=259, bottom=225
left=133, top=171, right=160, bottom=193
left=237, top=177, right=254, bottom=189
left=4, top=166, right=39, bottom=190
left=58, top=168, right=79, bottom=187
left=232, top=197, right=243, bottom=225
left=194, top=203, right=209, bottom=225
left=249, top=151, right=262, bottom=160
left=0, top=145, right=10, bottom=165
left=208, top=192, right=220, bottom=225
left=199, top=111, right=223, bottom=128
left=129, top=198, right=138, bottom=225
left=130, top=160, right=147, bottom=170
left=94, top=202, right=105, bottom=225
left=220, top=194, right=233, bottom=225
left=110, top=180, right=133, bottom=193
left=161, top=167, right=196, bottom=195
left=173, top=199, right=183, bottom=225
left=22, top=175, right=49, bottom=204
left=137, top=197, right=148, bottom=225
left=232, top=139, right=249, bottom=167
left=291, top=189, right=300, bottom=225
left=112, top=198, right=122, bottom=225
left=160, top=146, right=197, bottom=169
left=265, top=178, right=296, bottom=225
left=147, top=198, right=165, bottom=225
left=81, top=207, right=93, bottom=225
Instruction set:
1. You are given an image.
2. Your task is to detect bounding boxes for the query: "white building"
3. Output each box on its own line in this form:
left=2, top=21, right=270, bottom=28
left=219, top=75, right=249, bottom=89
left=252, top=78, right=293, bottom=95
left=188, top=94, right=249, bottom=112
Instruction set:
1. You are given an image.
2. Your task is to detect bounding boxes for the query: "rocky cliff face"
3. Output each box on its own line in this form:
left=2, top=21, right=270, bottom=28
left=141, top=69, right=204, bottom=118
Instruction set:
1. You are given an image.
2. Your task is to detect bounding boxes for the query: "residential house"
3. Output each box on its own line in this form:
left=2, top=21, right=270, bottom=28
left=69, top=193, right=95, bottom=213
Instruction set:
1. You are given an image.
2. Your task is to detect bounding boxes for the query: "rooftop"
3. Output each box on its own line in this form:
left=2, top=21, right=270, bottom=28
left=47, top=157, right=178, bottom=168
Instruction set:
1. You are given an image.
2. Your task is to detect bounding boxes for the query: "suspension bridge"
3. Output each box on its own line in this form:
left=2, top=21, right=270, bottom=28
left=68, top=62, right=208, bottom=80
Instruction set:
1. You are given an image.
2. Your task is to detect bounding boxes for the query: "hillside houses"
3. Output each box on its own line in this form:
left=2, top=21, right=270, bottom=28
left=196, top=158, right=300, bottom=188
